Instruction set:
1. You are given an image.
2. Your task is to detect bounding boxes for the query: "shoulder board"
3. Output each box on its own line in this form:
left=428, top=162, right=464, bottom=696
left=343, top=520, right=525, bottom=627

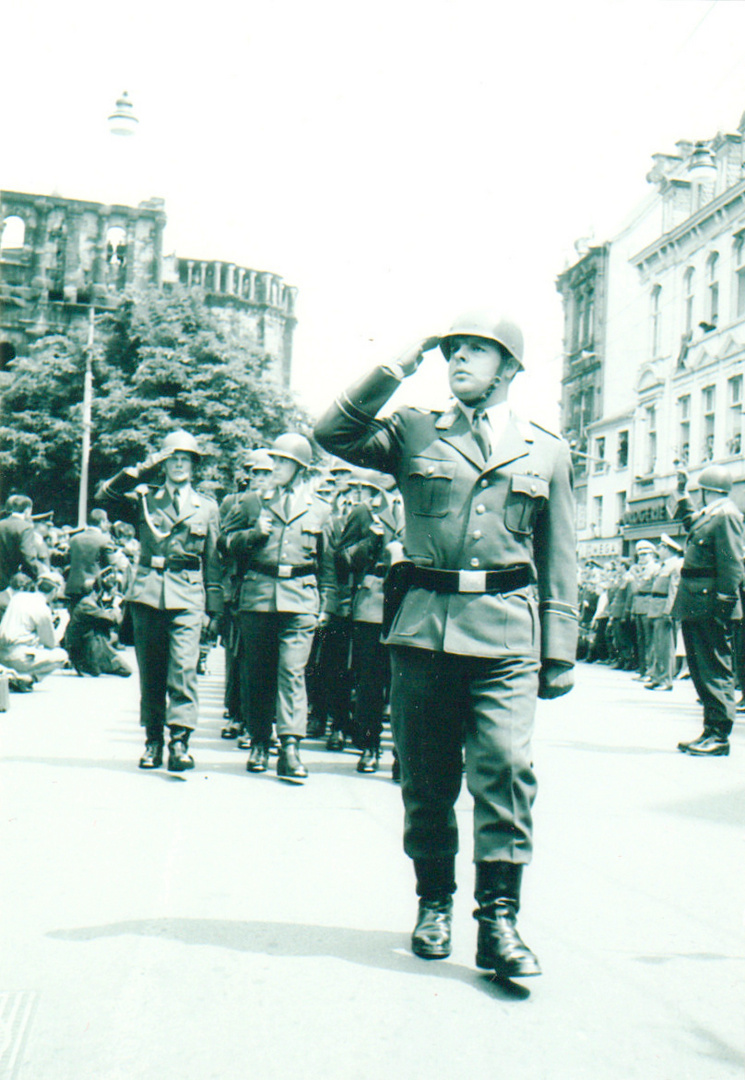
left=528, top=419, right=561, bottom=440
left=134, top=484, right=150, bottom=497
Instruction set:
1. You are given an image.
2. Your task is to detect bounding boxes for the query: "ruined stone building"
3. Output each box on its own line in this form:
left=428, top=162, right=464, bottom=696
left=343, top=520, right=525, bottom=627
left=0, top=190, right=297, bottom=385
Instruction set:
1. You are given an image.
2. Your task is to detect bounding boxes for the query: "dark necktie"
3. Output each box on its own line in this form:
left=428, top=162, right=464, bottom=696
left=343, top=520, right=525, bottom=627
left=472, top=409, right=492, bottom=459
left=173, top=490, right=181, bottom=518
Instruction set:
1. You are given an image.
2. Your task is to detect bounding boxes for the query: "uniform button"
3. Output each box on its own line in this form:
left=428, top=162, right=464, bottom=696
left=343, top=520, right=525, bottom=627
left=472, top=530, right=482, bottom=540
left=470, top=557, right=480, bottom=568
left=475, top=504, right=486, bottom=514
left=480, top=479, right=489, bottom=488
left=426, top=466, right=435, bottom=476
left=530, top=484, right=537, bottom=493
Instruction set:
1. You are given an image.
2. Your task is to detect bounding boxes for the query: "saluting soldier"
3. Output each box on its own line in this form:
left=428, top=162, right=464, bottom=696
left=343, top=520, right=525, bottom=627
left=315, top=311, right=577, bottom=979
left=221, top=433, right=329, bottom=783
left=673, top=466, right=744, bottom=756
left=96, top=430, right=223, bottom=772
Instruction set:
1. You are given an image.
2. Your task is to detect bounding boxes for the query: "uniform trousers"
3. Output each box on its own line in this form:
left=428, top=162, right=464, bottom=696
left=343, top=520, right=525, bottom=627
left=130, top=602, right=203, bottom=739
left=350, top=620, right=389, bottom=750
left=222, top=605, right=241, bottom=718
left=311, top=613, right=353, bottom=732
left=635, top=614, right=654, bottom=674
left=681, top=619, right=737, bottom=737
left=389, top=645, right=540, bottom=865
left=238, top=611, right=317, bottom=742
left=649, top=615, right=675, bottom=688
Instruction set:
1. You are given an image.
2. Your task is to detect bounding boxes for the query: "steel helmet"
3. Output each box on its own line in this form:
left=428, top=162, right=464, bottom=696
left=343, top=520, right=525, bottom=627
left=350, top=467, right=391, bottom=493
left=269, top=433, right=313, bottom=469
left=161, top=429, right=204, bottom=458
left=246, top=448, right=274, bottom=473
left=439, top=311, right=525, bottom=370
left=698, top=465, right=733, bottom=495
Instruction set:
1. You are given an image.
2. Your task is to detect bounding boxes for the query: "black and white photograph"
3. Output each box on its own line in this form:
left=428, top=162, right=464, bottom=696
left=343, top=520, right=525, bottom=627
left=1, top=1, right=744, bottom=1077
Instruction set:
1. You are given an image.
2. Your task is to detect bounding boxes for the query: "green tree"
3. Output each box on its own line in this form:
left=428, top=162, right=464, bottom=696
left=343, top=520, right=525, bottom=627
left=0, top=287, right=311, bottom=521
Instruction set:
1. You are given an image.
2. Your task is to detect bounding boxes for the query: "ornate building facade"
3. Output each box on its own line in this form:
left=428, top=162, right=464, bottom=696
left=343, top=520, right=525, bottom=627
left=0, top=190, right=297, bottom=386
left=557, top=114, right=745, bottom=560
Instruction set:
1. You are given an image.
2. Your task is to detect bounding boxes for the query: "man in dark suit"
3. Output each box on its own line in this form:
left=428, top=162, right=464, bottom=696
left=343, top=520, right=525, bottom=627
left=673, top=466, right=744, bottom=756
left=97, top=430, right=223, bottom=772
left=0, top=495, right=43, bottom=590
left=64, top=508, right=115, bottom=612
left=315, top=311, right=577, bottom=979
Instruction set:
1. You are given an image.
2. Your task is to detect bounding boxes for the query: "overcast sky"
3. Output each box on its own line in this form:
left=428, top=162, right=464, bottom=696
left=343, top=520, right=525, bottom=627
left=4, top=0, right=745, bottom=424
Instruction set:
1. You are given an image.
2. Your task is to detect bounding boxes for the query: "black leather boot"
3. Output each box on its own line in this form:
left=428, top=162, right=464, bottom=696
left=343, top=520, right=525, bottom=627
left=474, top=861, right=541, bottom=978
left=677, top=730, right=730, bottom=756
left=246, top=742, right=269, bottom=772
left=139, top=741, right=163, bottom=769
left=277, top=736, right=308, bottom=784
left=167, top=726, right=195, bottom=772
left=356, top=745, right=380, bottom=773
left=411, top=857, right=456, bottom=960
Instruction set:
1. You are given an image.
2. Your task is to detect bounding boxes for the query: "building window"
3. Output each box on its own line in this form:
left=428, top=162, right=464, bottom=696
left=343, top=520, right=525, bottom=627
left=683, top=267, right=695, bottom=333
left=0, top=215, right=25, bottom=250
left=702, top=385, right=716, bottom=461
left=735, top=235, right=745, bottom=319
left=706, top=252, right=719, bottom=327
left=727, top=375, right=742, bottom=455
left=646, top=406, right=657, bottom=475
left=593, top=495, right=603, bottom=533
left=617, top=491, right=627, bottom=526
left=576, top=487, right=587, bottom=531
left=594, top=436, right=606, bottom=472
left=651, top=285, right=662, bottom=356
left=617, top=429, right=629, bottom=468
left=677, top=395, right=690, bottom=465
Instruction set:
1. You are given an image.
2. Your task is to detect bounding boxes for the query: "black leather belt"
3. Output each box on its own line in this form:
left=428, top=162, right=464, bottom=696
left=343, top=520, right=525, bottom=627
left=248, top=561, right=317, bottom=579
left=141, top=553, right=201, bottom=572
left=680, top=567, right=714, bottom=579
left=410, top=564, right=533, bottom=595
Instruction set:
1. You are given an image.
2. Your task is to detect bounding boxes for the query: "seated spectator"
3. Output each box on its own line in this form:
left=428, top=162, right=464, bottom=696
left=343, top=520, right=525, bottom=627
left=0, top=571, right=68, bottom=682
left=65, top=566, right=131, bottom=677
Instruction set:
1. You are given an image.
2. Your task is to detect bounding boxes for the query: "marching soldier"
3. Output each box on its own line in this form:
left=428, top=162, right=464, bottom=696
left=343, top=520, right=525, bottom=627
left=673, top=466, right=744, bottom=756
left=221, top=433, right=329, bottom=783
left=96, top=430, right=223, bottom=772
left=335, top=467, right=405, bottom=774
left=315, top=311, right=577, bottom=979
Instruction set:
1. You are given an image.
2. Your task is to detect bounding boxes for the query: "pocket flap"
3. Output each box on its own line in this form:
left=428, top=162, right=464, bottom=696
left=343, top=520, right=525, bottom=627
left=409, top=457, right=456, bottom=481
left=510, top=474, right=549, bottom=499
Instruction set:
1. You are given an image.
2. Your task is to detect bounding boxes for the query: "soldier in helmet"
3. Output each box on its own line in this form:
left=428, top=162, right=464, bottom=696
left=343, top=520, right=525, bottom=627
left=219, top=432, right=329, bottom=783
left=96, top=430, right=223, bottom=771
left=315, top=311, right=577, bottom=979
left=673, top=466, right=744, bottom=756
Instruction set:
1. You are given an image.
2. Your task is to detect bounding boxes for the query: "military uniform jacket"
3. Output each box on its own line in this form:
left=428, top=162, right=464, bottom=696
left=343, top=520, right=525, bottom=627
left=648, top=558, right=681, bottom=618
left=96, top=468, right=222, bottom=614
left=671, top=495, right=745, bottom=622
left=337, top=495, right=405, bottom=624
left=630, top=563, right=658, bottom=616
left=226, top=481, right=329, bottom=615
left=314, top=366, right=578, bottom=662
left=318, top=493, right=355, bottom=619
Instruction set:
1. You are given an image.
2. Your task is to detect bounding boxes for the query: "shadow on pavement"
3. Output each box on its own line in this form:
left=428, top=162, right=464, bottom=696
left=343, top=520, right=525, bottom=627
left=47, top=917, right=530, bottom=1001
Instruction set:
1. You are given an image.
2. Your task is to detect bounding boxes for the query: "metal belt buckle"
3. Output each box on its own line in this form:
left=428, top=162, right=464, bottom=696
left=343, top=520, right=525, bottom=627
left=277, top=564, right=293, bottom=578
left=458, top=569, right=487, bottom=593
left=150, top=555, right=166, bottom=570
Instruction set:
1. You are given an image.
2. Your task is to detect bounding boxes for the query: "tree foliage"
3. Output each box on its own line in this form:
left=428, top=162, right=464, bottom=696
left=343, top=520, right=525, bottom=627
left=0, top=287, right=312, bottom=521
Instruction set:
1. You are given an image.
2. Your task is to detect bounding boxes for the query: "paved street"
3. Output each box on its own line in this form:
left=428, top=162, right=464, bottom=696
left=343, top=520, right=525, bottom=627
left=1, top=652, right=744, bottom=1080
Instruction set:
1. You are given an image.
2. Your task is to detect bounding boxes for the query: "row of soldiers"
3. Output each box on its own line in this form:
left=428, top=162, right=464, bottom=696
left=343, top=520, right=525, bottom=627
left=95, top=430, right=405, bottom=781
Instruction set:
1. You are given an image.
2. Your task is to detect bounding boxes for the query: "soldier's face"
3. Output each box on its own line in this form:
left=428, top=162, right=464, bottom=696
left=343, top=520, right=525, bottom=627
left=250, top=468, right=274, bottom=494
left=272, top=458, right=299, bottom=487
left=446, top=336, right=503, bottom=404
left=165, top=451, right=194, bottom=485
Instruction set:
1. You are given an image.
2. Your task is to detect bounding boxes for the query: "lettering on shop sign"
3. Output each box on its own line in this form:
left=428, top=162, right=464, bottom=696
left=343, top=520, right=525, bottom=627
left=622, top=504, right=669, bottom=525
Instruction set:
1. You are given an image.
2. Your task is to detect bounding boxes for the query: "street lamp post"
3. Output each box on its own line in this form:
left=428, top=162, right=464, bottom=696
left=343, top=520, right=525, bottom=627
left=76, top=92, right=138, bottom=527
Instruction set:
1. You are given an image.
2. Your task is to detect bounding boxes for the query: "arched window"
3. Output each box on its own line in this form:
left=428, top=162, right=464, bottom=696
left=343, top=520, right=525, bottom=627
left=683, top=267, right=695, bottom=333
left=706, top=252, right=719, bottom=327
left=0, top=215, right=25, bottom=250
left=650, top=285, right=662, bottom=356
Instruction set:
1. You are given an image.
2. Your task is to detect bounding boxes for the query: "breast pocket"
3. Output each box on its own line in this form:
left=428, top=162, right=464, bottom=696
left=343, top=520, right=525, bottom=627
left=407, top=457, right=456, bottom=518
left=300, top=527, right=321, bottom=558
left=504, top=474, right=549, bottom=534
left=187, top=521, right=208, bottom=552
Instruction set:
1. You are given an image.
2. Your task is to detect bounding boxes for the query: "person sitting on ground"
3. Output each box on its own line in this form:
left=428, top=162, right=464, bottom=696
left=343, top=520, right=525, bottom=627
left=0, top=571, right=69, bottom=682
left=65, top=565, right=132, bottom=678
